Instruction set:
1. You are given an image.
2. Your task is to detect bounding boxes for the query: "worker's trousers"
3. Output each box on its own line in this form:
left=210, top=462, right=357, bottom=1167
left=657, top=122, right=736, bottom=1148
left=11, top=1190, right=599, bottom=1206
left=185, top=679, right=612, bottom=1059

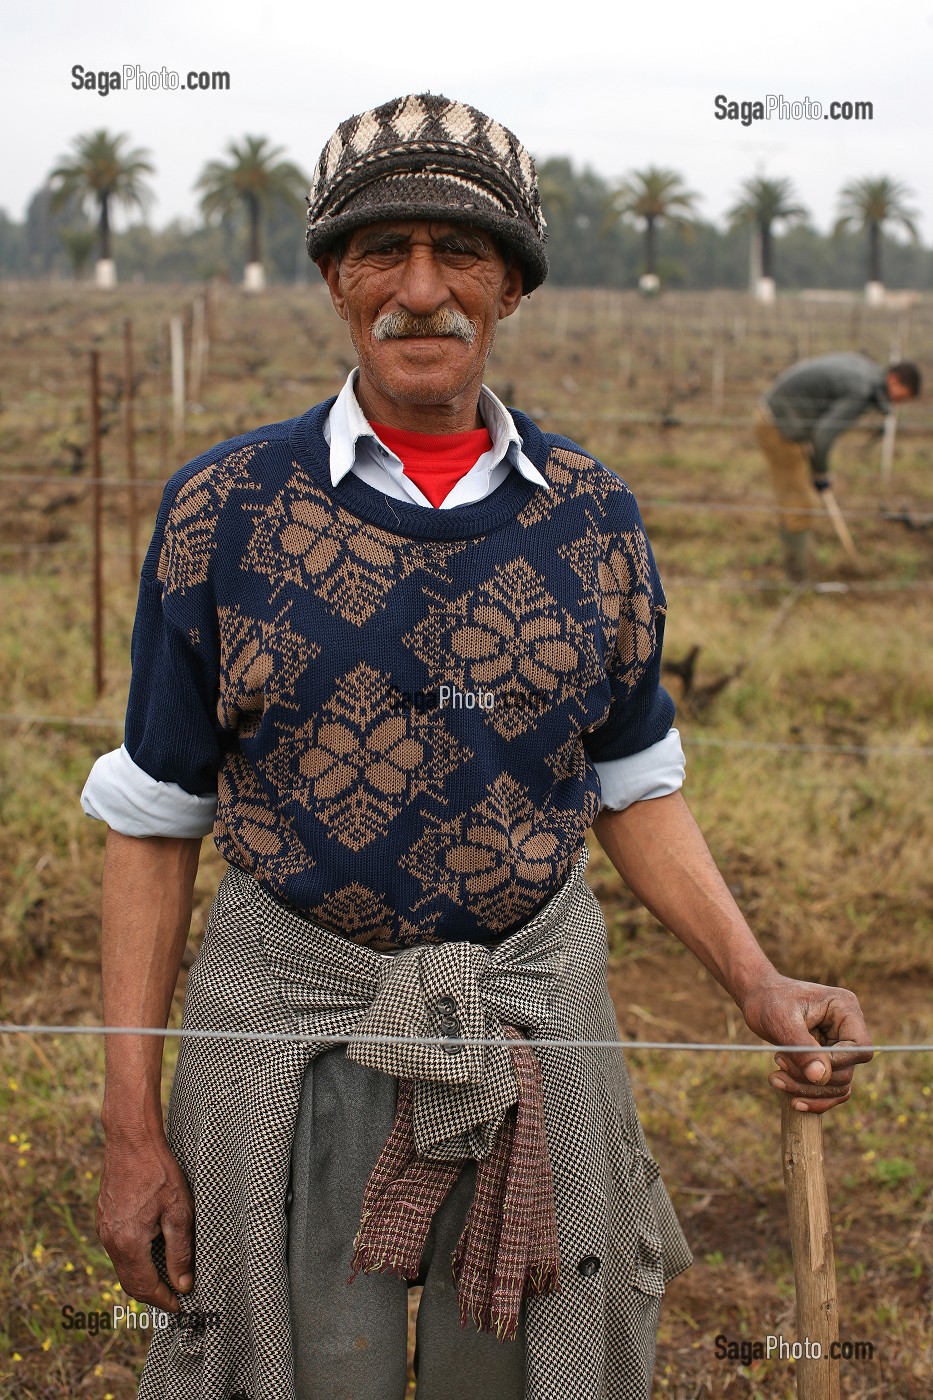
left=287, top=1048, right=526, bottom=1400
left=754, top=405, right=820, bottom=534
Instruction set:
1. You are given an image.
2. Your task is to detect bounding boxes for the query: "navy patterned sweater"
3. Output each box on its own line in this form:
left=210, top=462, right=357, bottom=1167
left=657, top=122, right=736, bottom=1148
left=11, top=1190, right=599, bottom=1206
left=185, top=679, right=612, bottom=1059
left=126, top=400, right=674, bottom=949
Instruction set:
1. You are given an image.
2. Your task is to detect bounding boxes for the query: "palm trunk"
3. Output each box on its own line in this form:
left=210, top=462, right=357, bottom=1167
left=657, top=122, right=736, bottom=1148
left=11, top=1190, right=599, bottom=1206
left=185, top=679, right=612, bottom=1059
left=644, top=217, right=657, bottom=276
left=247, top=194, right=261, bottom=265
left=868, top=221, right=881, bottom=284
left=760, top=220, right=773, bottom=280
left=98, top=195, right=112, bottom=261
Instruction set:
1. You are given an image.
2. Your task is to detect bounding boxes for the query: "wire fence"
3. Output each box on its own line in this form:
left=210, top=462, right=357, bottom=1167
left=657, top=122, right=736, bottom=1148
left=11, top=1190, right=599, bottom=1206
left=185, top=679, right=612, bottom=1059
left=0, top=711, right=928, bottom=757
left=0, top=1024, right=922, bottom=1053
left=0, top=473, right=928, bottom=522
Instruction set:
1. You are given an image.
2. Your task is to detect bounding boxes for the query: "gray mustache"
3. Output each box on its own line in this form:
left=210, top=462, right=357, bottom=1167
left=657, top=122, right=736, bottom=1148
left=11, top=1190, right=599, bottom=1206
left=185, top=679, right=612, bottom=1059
left=372, top=309, right=477, bottom=345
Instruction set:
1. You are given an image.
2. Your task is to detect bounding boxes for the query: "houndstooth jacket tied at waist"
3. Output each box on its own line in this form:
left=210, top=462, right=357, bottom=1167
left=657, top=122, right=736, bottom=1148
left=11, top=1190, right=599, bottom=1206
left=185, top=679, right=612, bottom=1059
left=138, top=848, right=692, bottom=1400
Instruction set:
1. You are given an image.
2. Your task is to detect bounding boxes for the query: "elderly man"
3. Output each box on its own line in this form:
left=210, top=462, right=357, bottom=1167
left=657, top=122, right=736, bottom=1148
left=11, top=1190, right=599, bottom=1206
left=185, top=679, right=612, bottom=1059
left=756, top=352, right=921, bottom=579
left=84, top=94, right=872, bottom=1400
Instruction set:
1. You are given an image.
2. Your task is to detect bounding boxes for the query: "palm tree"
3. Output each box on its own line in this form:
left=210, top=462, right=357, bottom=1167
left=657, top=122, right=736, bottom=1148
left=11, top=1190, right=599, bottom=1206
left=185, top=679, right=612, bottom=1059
left=834, top=176, right=920, bottom=298
left=60, top=227, right=97, bottom=279
left=727, top=176, right=808, bottom=298
left=607, top=166, right=699, bottom=289
left=196, top=136, right=308, bottom=290
left=49, top=130, right=154, bottom=285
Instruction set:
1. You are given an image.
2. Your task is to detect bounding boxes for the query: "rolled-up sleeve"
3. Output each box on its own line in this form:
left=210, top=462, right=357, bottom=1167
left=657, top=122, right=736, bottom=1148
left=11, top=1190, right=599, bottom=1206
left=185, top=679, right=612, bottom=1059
left=82, top=744, right=217, bottom=837
left=593, top=728, right=685, bottom=812
left=81, top=472, right=224, bottom=837
left=582, top=498, right=676, bottom=764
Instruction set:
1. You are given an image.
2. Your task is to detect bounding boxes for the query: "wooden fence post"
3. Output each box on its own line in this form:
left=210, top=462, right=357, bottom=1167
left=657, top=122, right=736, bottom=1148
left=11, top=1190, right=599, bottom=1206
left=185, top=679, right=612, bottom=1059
left=189, top=296, right=208, bottom=403
left=711, top=345, right=725, bottom=414
left=170, top=313, right=186, bottom=454
left=880, top=412, right=898, bottom=490
left=123, top=318, right=139, bottom=581
left=781, top=1098, right=841, bottom=1399
left=89, top=350, right=105, bottom=700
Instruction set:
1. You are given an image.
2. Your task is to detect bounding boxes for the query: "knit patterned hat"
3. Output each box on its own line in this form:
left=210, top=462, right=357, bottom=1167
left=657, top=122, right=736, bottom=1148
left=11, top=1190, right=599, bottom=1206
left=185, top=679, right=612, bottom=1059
left=305, top=93, right=548, bottom=291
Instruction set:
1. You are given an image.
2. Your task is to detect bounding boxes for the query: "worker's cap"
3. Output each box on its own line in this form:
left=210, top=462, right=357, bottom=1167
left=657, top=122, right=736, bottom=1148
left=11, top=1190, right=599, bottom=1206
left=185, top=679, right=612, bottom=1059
left=305, top=93, right=548, bottom=292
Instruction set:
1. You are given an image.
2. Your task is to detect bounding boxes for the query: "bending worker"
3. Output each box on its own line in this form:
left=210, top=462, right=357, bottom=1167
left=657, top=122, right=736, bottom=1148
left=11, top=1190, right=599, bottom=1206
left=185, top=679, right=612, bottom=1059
left=83, top=93, right=872, bottom=1400
left=756, top=352, right=920, bottom=579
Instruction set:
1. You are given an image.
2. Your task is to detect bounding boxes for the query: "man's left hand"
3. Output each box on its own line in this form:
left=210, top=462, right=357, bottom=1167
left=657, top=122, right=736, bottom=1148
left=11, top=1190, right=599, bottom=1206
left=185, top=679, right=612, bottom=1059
left=740, top=976, right=873, bottom=1113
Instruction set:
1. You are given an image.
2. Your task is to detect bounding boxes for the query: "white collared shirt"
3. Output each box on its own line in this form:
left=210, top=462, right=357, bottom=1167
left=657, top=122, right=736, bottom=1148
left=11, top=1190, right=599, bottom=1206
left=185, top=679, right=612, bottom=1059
left=81, top=377, right=685, bottom=836
left=324, top=369, right=550, bottom=507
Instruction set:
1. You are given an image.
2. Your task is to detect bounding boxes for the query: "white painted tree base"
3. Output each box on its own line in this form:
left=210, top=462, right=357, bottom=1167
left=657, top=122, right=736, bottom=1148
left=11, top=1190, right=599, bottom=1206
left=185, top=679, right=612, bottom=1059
left=243, top=262, right=265, bottom=292
left=94, top=259, right=117, bottom=288
left=638, top=273, right=660, bottom=296
left=865, top=281, right=885, bottom=306
left=755, top=276, right=776, bottom=304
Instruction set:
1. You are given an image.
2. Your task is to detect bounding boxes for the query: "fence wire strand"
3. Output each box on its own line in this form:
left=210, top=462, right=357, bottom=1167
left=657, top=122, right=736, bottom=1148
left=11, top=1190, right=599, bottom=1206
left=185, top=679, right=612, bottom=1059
left=0, top=1023, right=919, bottom=1053
left=0, top=712, right=928, bottom=757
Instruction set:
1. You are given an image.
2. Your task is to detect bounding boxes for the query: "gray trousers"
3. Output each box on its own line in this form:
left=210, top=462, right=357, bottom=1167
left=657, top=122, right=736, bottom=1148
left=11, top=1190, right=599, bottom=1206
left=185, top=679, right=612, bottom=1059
left=287, top=1049, right=526, bottom=1400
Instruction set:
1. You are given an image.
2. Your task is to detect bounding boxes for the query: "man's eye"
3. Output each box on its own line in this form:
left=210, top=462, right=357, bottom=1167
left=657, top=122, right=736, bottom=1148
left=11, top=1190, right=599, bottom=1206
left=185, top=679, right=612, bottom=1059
left=436, top=245, right=484, bottom=265
left=363, top=245, right=406, bottom=263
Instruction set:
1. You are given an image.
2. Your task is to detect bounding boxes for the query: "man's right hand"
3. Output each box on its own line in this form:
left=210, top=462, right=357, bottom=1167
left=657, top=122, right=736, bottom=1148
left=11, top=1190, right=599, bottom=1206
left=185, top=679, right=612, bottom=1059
left=97, top=1131, right=194, bottom=1312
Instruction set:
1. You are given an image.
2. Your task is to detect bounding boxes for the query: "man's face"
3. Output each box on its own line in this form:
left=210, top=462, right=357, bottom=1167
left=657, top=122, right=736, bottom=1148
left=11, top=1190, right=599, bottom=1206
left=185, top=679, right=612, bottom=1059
left=886, top=374, right=916, bottom=405
left=318, top=220, right=523, bottom=428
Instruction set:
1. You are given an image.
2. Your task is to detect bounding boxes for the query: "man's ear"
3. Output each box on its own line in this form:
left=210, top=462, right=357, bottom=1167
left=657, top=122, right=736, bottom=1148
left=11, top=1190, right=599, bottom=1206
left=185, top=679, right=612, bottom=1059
left=497, top=262, right=524, bottom=321
left=317, top=252, right=348, bottom=321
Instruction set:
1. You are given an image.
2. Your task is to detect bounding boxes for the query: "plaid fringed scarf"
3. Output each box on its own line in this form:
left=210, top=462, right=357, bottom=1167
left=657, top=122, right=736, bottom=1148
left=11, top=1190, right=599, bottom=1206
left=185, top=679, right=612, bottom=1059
left=349, top=1026, right=559, bottom=1341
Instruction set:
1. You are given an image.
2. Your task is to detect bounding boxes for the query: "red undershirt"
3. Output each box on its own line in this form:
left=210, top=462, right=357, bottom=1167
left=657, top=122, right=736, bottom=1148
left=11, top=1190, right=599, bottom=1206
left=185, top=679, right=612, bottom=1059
left=370, top=421, right=494, bottom=508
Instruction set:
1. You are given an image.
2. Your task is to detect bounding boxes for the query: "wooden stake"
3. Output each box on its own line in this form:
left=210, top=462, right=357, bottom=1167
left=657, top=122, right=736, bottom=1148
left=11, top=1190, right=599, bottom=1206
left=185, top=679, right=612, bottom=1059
left=668, top=299, right=679, bottom=400
left=189, top=296, right=207, bottom=403
left=711, top=347, right=725, bottom=413
left=781, top=1098, right=841, bottom=1399
left=205, top=279, right=217, bottom=345
left=170, top=313, right=185, bottom=454
left=89, top=350, right=105, bottom=700
left=123, top=318, right=139, bottom=581
left=880, top=412, right=898, bottom=490
left=158, top=322, right=169, bottom=477
left=822, top=488, right=859, bottom=566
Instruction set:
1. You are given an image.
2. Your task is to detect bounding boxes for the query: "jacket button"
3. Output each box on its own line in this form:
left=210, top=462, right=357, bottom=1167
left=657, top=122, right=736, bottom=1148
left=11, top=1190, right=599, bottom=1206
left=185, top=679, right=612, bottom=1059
left=285, top=1187, right=293, bottom=1211
left=437, top=996, right=458, bottom=1014
left=577, top=1255, right=601, bottom=1278
left=440, top=1019, right=463, bottom=1054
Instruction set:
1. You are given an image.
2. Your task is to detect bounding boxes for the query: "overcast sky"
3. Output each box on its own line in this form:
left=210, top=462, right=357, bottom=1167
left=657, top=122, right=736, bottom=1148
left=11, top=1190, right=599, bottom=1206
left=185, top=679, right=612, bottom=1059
left=3, top=0, right=932, bottom=241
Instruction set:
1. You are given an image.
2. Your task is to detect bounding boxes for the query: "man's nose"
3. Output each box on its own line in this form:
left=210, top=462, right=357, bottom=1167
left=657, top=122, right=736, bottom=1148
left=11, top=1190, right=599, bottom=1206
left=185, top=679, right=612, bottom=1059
left=393, top=247, right=448, bottom=314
